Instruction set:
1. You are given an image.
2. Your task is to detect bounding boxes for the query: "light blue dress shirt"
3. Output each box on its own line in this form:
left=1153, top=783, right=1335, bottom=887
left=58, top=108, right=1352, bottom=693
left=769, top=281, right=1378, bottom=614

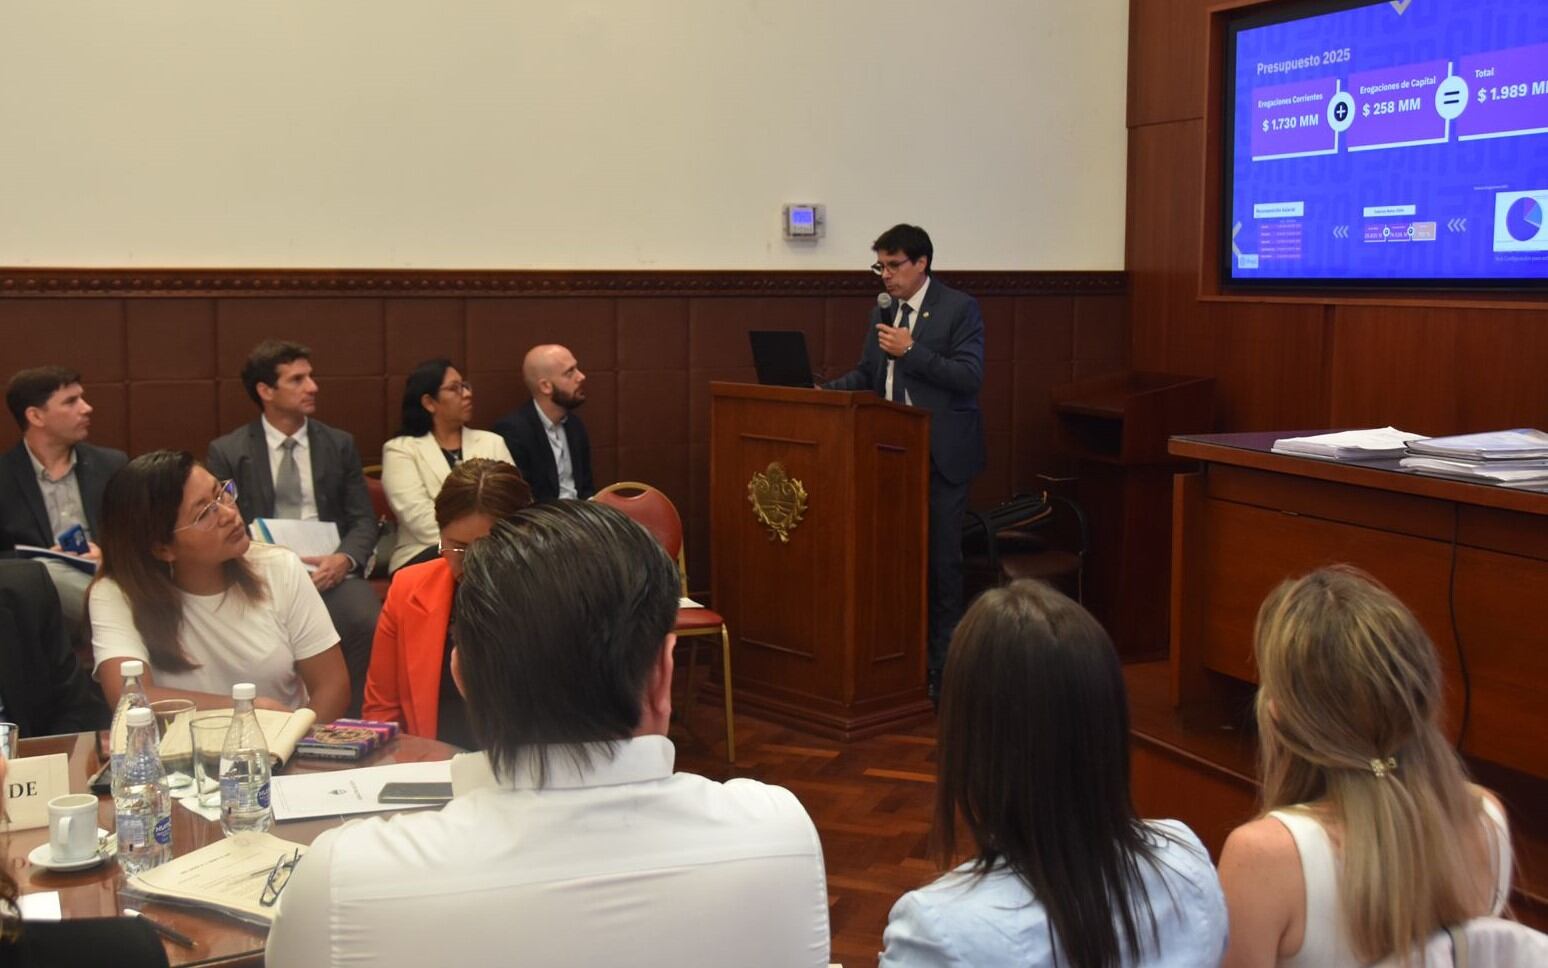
left=880, top=820, right=1228, bottom=968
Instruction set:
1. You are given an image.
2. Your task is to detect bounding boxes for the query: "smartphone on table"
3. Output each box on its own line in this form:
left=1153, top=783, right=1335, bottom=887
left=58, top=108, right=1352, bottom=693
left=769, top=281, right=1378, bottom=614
left=377, top=782, right=453, bottom=805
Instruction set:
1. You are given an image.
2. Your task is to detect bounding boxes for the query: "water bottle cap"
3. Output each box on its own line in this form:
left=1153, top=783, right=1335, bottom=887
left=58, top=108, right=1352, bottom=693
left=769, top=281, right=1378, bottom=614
left=232, top=682, right=257, bottom=701
left=122, top=660, right=144, bottom=677
left=126, top=706, right=154, bottom=726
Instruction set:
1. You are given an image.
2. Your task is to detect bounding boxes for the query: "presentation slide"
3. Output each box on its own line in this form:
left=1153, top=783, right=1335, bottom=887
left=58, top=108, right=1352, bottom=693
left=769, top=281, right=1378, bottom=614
left=1226, top=0, right=1548, bottom=285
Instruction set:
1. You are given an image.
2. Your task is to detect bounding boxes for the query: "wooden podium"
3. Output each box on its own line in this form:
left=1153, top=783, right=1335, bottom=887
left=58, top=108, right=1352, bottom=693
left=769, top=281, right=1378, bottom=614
left=709, top=382, right=933, bottom=739
left=1050, top=371, right=1216, bottom=659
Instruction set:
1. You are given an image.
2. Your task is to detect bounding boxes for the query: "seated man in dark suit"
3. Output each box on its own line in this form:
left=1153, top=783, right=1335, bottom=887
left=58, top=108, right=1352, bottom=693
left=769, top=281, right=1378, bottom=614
left=494, top=344, right=595, bottom=502
left=0, top=559, right=108, bottom=737
left=205, top=339, right=382, bottom=716
left=1, top=366, right=128, bottom=640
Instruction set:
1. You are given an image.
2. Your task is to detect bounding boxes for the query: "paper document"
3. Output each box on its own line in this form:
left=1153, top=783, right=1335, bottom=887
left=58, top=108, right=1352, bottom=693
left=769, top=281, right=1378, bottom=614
left=679, top=596, right=704, bottom=610
left=125, top=832, right=306, bottom=925
left=1271, top=427, right=1427, bottom=460
left=1405, top=428, right=1548, bottom=461
left=18, top=891, right=62, bottom=921
left=250, top=519, right=340, bottom=570
left=1400, top=456, right=1548, bottom=484
left=271, top=760, right=453, bottom=821
left=12, top=546, right=97, bottom=574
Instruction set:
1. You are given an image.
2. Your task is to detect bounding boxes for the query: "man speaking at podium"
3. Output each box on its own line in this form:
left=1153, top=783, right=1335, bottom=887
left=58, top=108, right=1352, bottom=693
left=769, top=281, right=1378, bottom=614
left=825, top=224, right=985, bottom=702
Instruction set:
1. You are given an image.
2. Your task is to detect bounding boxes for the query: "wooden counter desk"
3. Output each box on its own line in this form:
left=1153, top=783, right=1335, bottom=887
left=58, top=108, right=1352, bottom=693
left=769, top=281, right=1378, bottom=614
left=1165, top=431, right=1547, bottom=924
left=5, top=731, right=459, bottom=967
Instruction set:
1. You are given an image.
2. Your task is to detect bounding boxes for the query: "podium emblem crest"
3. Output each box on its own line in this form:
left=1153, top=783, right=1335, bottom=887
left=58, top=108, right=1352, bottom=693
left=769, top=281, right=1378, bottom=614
left=747, top=462, right=807, bottom=543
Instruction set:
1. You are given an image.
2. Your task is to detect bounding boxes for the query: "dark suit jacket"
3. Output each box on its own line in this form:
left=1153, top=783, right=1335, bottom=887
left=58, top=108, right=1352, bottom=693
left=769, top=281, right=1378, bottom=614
left=0, top=440, right=126, bottom=548
left=3, top=916, right=169, bottom=968
left=494, top=401, right=595, bottom=503
left=0, top=560, right=107, bottom=737
left=825, top=276, right=986, bottom=485
left=205, top=417, right=378, bottom=571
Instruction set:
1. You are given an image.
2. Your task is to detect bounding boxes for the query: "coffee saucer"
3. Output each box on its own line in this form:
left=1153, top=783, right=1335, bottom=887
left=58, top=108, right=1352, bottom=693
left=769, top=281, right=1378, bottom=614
left=28, top=828, right=115, bottom=871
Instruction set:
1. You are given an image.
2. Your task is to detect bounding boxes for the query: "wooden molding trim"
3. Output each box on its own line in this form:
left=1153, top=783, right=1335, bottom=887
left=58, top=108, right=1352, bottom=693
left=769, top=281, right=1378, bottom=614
left=0, top=268, right=1125, bottom=298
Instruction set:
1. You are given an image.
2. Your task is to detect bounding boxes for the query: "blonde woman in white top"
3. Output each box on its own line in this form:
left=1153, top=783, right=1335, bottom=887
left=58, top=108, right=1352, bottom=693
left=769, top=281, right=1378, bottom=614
left=1220, top=566, right=1514, bottom=968
left=380, top=358, right=514, bottom=572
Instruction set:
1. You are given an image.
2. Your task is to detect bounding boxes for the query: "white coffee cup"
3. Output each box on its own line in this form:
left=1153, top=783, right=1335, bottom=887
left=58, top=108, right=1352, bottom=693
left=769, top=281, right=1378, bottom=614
left=47, top=793, right=99, bottom=863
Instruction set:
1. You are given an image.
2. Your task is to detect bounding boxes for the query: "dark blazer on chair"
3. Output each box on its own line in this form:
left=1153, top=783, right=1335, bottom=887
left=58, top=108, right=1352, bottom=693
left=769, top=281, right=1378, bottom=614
left=0, top=440, right=127, bottom=549
left=825, top=276, right=986, bottom=485
left=494, top=400, right=595, bottom=503
left=0, top=559, right=107, bottom=737
left=205, top=418, right=378, bottom=571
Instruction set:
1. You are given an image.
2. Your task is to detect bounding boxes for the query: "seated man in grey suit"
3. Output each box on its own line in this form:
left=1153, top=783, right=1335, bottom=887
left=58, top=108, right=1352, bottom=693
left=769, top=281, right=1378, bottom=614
left=494, top=344, right=595, bottom=502
left=0, top=559, right=108, bottom=737
left=206, top=340, right=382, bottom=717
left=1, top=366, right=128, bottom=640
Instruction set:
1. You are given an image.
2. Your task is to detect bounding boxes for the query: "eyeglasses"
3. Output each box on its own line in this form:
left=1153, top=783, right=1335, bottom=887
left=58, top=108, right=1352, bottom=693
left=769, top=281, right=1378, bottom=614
left=870, top=257, right=914, bottom=276
left=174, top=479, right=238, bottom=532
left=260, top=848, right=302, bottom=907
left=437, top=539, right=467, bottom=560
left=439, top=381, right=473, bottom=396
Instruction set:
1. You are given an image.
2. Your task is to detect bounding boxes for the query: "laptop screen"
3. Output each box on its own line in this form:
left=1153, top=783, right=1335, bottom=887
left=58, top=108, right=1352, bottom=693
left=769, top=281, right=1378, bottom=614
left=748, top=331, right=814, bottom=387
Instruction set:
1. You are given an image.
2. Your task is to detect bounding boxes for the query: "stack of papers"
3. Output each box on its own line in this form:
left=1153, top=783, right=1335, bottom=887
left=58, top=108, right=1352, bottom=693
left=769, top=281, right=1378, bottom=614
left=270, top=760, right=453, bottom=821
left=123, top=832, right=306, bottom=925
left=1272, top=427, right=1427, bottom=461
left=250, top=518, right=341, bottom=572
left=1404, top=429, right=1548, bottom=461
left=1397, top=456, right=1548, bottom=487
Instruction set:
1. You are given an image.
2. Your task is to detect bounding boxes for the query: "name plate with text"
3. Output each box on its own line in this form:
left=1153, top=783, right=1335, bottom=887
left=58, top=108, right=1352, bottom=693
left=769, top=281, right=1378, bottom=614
left=1, top=753, right=71, bottom=831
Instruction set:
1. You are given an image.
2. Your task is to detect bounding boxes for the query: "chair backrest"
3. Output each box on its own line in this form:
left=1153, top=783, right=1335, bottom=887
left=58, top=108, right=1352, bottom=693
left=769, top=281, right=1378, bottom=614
left=592, top=482, right=687, bottom=595
left=1371, top=917, right=1548, bottom=968
left=362, top=466, right=395, bottom=523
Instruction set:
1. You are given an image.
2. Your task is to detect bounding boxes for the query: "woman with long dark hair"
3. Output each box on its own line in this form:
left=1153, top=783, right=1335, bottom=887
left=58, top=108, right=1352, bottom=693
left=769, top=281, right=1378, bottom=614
left=380, top=358, right=513, bottom=572
left=89, top=450, right=349, bottom=721
left=880, top=580, right=1227, bottom=968
left=1219, top=566, right=1512, bottom=967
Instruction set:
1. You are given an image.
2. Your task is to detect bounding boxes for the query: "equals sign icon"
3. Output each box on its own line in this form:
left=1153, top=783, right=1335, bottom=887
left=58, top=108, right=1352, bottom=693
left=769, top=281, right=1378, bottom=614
left=1441, top=94, right=1462, bottom=104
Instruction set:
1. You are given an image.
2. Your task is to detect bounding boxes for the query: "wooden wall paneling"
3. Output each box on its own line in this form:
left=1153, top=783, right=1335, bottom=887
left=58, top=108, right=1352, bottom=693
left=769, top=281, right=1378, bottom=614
left=76, top=383, right=128, bottom=454
left=215, top=299, right=385, bottom=377
left=315, top=376, right=388, bottom=461
left=0, top=300, right=125, bottom=450
left=1206, top=300, right=1330, bottom=431
left=1131, top=738, right=1257, bottom=857
left=383, top=299, right=465, bottom=373
left=617, top=298, right=689, bottom=370
left=821, top=296, right=874, bottom=383
left=1011, top=297, right=1075, bottom=485
left=1127, top=0, right=1211, bottom=127
left=1126, top=121, right=1206, bottom=373
left=1329, top=306, right=1461, bottom=434
left=125, top=300, right=216, bottom=380
left=128, top=381, right=217, bottom=457
left=1452, top=308, right=1548, bottom=433
left=465, top=297, right=619, bottom=373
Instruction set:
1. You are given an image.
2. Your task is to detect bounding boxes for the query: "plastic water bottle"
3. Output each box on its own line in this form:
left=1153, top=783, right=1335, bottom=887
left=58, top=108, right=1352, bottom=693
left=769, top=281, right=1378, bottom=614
left=113, top=705, right=172, bottom=874
left=109, top=659, right=152, bottom=774
left=219, top=683, right=273, bottom=836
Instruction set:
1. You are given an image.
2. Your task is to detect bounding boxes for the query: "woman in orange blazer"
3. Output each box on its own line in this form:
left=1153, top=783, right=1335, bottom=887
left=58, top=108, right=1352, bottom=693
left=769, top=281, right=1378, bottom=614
left=364, top=459, right=530, bottom=744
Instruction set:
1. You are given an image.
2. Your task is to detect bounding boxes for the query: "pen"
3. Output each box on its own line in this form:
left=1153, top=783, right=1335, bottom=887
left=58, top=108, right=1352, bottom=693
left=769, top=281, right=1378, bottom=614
left=123, top=907, right=196, bottom=949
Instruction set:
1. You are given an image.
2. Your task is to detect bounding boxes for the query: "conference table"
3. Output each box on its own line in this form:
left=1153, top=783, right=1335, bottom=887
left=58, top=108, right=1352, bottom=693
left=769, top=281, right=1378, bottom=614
left=6, top=730, right=459, bottom=967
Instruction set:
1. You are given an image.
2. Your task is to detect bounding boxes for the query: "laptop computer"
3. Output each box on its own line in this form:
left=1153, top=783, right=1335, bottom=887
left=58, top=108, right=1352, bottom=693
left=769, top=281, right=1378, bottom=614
left=748, top=331, right=816, bottom=387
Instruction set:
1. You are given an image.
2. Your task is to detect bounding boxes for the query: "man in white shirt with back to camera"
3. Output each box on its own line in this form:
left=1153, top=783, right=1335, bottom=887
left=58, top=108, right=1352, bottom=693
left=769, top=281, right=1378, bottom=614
left=265, top=499, right=832, bottom=968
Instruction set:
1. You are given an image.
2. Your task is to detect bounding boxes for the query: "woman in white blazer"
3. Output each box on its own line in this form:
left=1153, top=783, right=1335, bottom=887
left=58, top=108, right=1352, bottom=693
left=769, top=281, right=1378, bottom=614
left=381, top=358, right=515, bottom=572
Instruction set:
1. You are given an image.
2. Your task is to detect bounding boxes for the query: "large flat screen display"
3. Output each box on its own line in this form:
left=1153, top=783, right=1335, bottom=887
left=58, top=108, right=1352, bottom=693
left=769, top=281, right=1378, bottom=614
left=1225, top=0, right=1548, bottom=288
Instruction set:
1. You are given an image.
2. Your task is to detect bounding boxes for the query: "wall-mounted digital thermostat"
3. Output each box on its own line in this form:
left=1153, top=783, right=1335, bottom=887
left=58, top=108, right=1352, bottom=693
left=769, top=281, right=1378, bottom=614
left=783, top=203, right=824, bottom=239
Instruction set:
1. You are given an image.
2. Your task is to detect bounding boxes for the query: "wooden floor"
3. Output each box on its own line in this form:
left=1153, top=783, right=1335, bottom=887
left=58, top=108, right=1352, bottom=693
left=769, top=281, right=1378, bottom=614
left=670, top=701, right=939, bottom=968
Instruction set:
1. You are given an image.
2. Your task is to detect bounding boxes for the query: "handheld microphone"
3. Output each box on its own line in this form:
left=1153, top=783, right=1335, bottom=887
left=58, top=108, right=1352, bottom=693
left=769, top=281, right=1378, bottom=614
left=876, top=292, right=893, bottom=323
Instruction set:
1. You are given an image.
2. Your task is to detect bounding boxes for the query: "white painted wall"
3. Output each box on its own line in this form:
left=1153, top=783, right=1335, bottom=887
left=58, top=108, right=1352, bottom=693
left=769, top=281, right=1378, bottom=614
left=0, top=1, right=1129, bottom=269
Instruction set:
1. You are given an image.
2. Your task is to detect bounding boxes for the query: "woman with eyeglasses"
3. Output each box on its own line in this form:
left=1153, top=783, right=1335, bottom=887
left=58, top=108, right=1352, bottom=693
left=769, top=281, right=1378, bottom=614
left=89, top=450, right=350, bottom=722
left=381, top=358, right=514, bottom=573
left=363, top=459, right=531, bottom=745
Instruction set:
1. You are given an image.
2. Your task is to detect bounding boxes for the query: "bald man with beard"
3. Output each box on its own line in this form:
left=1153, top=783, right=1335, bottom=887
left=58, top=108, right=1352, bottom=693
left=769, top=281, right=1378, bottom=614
left=494, top=344, right=595, bottom=503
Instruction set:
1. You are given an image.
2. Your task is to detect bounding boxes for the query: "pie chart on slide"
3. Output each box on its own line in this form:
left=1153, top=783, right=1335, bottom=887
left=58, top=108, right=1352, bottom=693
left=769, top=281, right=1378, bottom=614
left=1506, top=197, right=1545, bottom=242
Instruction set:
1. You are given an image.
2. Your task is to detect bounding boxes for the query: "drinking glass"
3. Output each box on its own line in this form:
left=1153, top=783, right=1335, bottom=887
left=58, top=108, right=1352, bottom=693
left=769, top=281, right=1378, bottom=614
left=151, top=699, right=197, bottom=788
left=189, top=713, right=233, bottom=808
